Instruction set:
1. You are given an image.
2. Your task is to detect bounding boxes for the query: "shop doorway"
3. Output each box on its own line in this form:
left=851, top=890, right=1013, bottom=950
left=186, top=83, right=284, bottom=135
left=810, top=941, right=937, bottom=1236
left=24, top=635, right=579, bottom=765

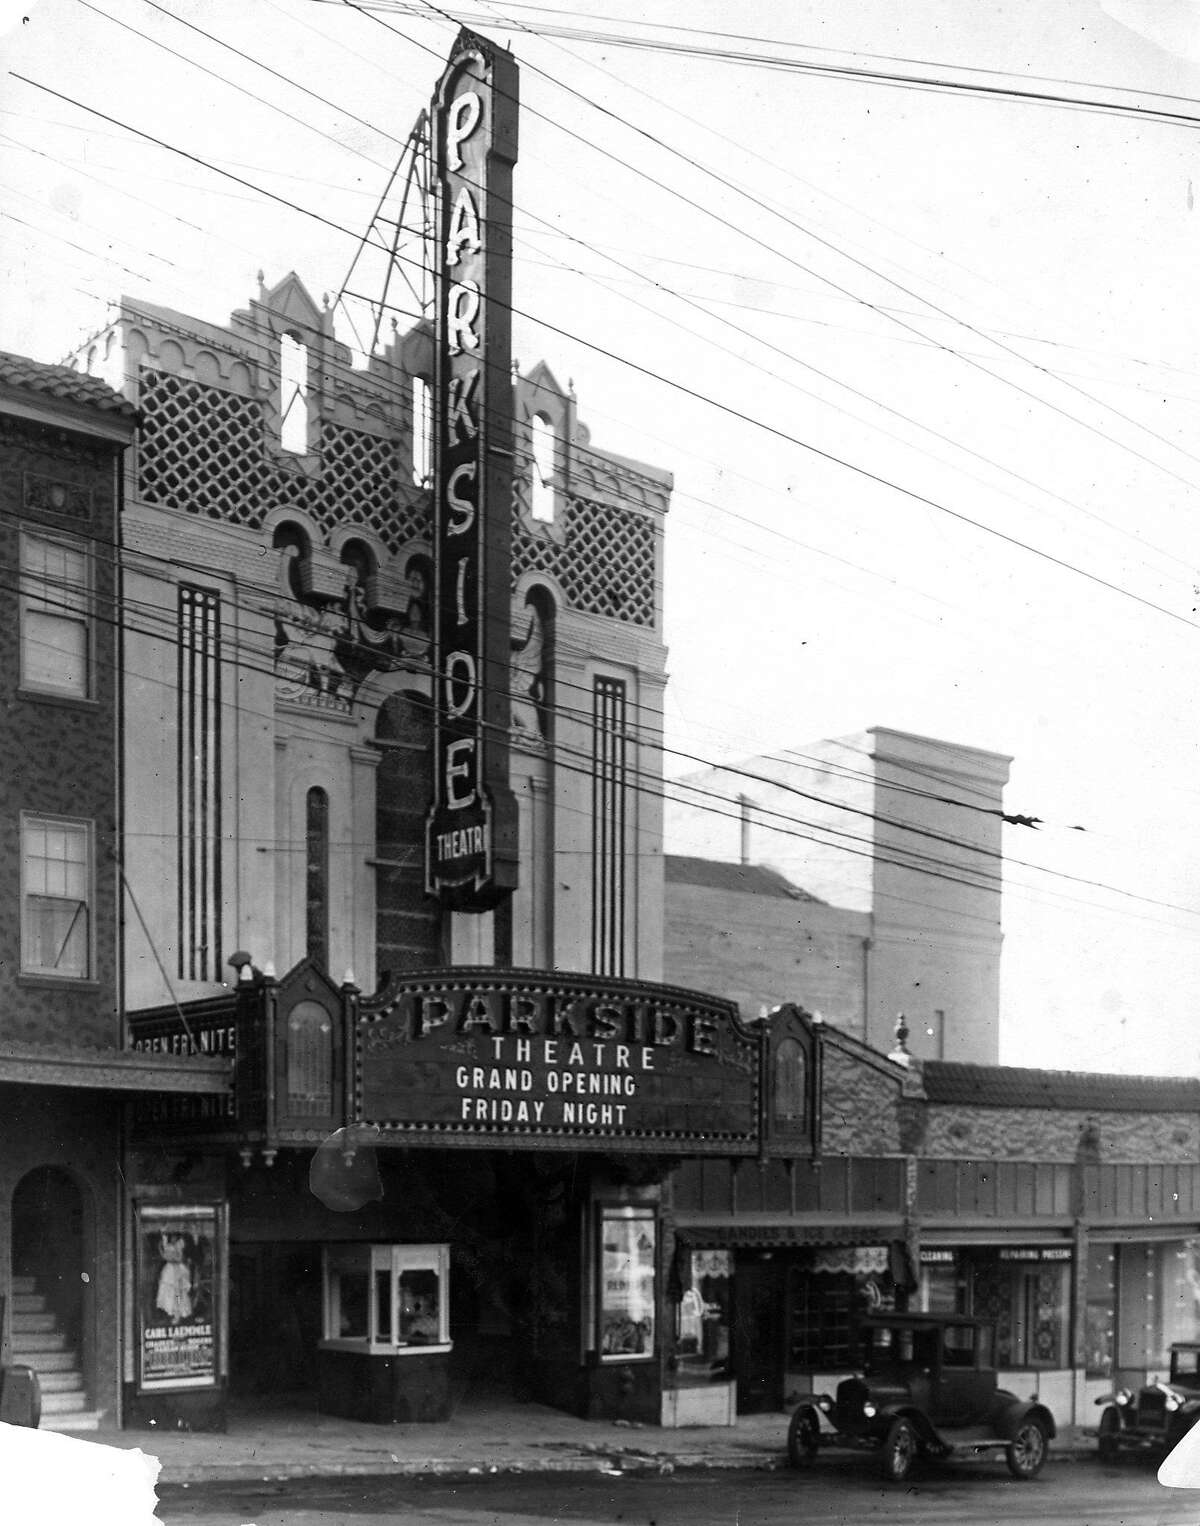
left=733, top=1253, right=787, bottom=1413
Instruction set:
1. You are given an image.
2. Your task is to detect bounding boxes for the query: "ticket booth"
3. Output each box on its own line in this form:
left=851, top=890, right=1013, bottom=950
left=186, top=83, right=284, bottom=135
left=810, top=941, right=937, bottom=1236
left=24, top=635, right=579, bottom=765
left=317, top=1243, right=452, bottom=1422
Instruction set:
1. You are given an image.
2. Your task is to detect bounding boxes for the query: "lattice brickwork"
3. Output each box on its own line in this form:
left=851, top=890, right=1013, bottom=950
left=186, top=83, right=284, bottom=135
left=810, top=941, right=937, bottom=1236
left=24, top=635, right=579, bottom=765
left=138, top=370, right=656, bottom=623
left=513, top=495, right=655, bottom=625
left=137, top=370, right=429, bottom=552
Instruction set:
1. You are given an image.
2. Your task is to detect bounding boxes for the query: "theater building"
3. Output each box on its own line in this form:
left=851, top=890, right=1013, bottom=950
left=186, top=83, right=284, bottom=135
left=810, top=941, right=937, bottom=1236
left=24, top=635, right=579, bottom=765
left=57, top=29, right=1200, bottom=1436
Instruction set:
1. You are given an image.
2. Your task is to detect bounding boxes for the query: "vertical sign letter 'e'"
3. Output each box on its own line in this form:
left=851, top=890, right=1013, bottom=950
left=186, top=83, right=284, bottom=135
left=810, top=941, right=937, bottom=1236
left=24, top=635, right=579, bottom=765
left=425, top=30, right=520, bottom=909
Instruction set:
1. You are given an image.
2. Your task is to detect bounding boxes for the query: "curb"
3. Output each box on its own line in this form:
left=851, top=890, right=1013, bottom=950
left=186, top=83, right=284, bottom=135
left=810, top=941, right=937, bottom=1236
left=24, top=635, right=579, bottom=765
left=155, top=1441, right=1097, bottom=1489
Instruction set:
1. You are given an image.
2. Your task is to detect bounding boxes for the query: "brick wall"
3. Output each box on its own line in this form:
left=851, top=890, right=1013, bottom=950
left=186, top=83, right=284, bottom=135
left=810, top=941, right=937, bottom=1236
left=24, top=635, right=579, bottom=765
left=0, top=413, right=121, bottom=1046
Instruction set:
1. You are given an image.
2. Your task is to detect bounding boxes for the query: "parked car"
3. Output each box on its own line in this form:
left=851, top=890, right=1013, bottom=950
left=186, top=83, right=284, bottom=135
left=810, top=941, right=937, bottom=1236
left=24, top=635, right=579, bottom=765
left=787, top=1312, right=1056, bottom=1482
left=1096, top=1342, right=1200, bottom=1459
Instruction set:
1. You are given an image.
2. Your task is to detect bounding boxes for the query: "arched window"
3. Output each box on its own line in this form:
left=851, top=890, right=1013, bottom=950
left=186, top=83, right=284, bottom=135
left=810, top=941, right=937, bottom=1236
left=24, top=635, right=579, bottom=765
left=530, top=414, right=555, bottom=523
left=306, top=786, right=329, bottom=967
left=286, top=999, right=334, bottom=1116
left=774, top=1037, right=808, bottom=1128
left=412, top=375, right=432, bottom=487
left=280, top=332, right=309, bottom=454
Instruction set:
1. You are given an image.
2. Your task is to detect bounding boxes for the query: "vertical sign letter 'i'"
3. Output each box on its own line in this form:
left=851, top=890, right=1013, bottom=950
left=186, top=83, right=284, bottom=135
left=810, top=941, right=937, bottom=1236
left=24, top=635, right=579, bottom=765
left=426, top=30, right=520, bottom=909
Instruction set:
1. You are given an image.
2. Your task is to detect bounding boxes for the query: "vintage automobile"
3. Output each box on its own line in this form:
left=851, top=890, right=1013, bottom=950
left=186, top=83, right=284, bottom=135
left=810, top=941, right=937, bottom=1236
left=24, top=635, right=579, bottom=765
left=1096, top=1342, right=1200, bottom=1459
left=787, top=1312, right=1056, bottom=1482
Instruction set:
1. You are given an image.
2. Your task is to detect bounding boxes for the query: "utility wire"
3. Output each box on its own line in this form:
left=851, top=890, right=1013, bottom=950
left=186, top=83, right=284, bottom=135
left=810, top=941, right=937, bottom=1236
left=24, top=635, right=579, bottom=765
left=16, top=16, right=1200, bottom=590
left=438, top=0, right=1200, bottom=495
left=7, top=530, right=1194, bottom=926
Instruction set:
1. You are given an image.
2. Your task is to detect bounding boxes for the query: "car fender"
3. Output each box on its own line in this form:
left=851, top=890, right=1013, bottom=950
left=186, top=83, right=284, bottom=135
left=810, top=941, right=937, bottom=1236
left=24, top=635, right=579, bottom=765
left=992, top=1393, right=1056, bottom=1441
left=794, top=1400, right=837, bottom=1435
left=875, top=1401, right=943, bottom=1449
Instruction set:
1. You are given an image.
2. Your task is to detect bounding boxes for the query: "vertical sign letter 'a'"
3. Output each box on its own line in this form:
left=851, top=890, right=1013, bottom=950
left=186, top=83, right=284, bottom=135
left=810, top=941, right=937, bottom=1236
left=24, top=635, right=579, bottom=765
left=425, top=30, right=520, bottom=910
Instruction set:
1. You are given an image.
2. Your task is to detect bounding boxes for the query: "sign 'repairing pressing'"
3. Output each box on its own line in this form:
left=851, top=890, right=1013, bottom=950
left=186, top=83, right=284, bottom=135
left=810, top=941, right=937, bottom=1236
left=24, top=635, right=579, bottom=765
left=425, top=30, right=520, bottom=910
left=356, top=970, right=763, bottom=1154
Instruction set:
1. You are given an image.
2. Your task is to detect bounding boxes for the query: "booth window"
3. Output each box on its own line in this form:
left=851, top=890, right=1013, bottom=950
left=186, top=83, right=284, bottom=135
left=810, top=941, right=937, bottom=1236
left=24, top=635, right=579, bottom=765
left=20, top=530, right=91, bottom=698
left=597, top=1206, right=656, bottom=1361
left=322, top=1244, right=450, bottom=1354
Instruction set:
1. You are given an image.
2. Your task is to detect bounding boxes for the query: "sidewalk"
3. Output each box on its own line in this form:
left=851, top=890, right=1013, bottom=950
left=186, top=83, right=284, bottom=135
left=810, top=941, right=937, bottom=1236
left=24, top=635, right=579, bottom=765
left=67, top=1397, right=1095, bottom=1486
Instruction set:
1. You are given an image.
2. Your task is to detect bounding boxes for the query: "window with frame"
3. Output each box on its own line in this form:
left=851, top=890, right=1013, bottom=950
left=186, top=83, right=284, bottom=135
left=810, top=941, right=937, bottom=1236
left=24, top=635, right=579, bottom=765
left=279, top=331, right=309, bottom=454
left=530, top=413, right=555, bottom=522
left=22, top=815, right=92, bottom=978
left=321, top=1243, right=450, bottom=1354
left=20, top=531, right=91, bottom=698
left=411, top=375, right=432, bottom=487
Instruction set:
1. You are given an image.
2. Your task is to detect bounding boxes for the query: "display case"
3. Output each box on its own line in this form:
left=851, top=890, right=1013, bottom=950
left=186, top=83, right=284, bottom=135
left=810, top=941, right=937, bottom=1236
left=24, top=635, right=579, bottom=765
left=317, top=1244, right=452, bottom=1423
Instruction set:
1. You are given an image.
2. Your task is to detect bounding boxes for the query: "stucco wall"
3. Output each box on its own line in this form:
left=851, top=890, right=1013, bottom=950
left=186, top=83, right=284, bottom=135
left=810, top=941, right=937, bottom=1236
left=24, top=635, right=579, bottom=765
left=821, top=1043, right=905, bottom=1156
left=919, top=1104, right=1200, bottom=1163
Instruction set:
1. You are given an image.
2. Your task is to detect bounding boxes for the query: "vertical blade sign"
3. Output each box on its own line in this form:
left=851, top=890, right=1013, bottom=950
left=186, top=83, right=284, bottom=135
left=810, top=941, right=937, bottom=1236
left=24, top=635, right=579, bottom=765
left=426, top=30, right=520, bottom=910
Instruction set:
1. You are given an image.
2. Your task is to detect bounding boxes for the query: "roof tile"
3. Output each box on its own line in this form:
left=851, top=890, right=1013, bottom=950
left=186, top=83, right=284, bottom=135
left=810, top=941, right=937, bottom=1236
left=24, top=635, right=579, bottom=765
left=923, top=1060, right=1200, bottom=1112
left=0, top=349, right=135, bottom=417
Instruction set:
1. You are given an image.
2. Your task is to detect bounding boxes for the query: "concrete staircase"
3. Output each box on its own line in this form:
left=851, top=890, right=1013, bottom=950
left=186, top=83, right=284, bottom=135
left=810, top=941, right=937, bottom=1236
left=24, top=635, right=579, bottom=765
left=9, top=1275, right=100, bottom=1431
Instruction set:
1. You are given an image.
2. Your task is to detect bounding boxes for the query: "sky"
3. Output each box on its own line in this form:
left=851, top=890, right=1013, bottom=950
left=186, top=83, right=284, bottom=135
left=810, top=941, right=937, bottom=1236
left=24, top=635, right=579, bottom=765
left=2, top=0, right=1199, bottom=1075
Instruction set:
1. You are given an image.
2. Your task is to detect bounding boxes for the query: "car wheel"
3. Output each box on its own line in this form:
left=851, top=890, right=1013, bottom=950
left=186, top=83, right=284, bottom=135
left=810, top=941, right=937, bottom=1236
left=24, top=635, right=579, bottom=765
left=1097, top=1406, right=1122, bottom=1463
left=787, top=1406, right=819, bottom=1468
left=1006, top=1417, right=1049, bottom=1480
left=881, top=1417, right=918, bottom=1483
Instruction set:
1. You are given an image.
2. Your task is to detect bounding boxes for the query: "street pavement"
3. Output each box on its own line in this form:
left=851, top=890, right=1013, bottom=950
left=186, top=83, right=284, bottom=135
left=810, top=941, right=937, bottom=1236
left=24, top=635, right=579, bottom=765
left=65, top=1395, right=1095, bottom=1487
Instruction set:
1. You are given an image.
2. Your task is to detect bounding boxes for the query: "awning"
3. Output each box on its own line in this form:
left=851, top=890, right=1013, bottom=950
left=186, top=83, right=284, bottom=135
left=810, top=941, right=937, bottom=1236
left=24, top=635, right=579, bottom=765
left=0, top=1041, right=231, bottom=1095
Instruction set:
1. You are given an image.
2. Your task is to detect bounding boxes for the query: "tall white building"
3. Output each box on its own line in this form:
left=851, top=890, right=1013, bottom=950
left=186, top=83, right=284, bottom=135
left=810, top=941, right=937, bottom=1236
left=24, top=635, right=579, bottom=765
left=664, top=727, right=1011, bottom=1063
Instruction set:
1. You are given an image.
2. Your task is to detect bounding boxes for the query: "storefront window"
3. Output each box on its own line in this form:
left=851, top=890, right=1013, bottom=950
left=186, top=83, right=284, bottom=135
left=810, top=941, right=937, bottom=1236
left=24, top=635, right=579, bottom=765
left=676, top=1249, right=731, bottom=1381
left=1085, top=1245, right=1116, bottom=1378
left=322, top=1244, right=450, bottom=1355
left=789, top=1266, right=855, bottom=1369
left=971, top=1249, right=1071, bottom=1370
left=919, top=1249, right=963, bottom=1315
left=598, top=1207, right=656, bottom=1361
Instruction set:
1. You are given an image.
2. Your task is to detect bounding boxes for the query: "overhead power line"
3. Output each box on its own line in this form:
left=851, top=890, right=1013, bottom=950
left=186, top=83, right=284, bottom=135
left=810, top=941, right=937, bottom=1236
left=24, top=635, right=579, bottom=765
left=12, top=67, right=1200, bottom=645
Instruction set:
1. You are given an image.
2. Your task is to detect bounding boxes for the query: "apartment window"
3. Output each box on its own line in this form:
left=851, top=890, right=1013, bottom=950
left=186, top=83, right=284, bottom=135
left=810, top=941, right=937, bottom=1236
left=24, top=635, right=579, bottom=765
left=22, top=815, right=92, bottom=978
left=592, top=676, right=628, bottom=977
left=178, top=587, right=221, bottom=982
left=530, top=414, right=555, bottom=522
left=20, top=531, right=90, bottom=697
left=280, top=332, right=309, bottom=454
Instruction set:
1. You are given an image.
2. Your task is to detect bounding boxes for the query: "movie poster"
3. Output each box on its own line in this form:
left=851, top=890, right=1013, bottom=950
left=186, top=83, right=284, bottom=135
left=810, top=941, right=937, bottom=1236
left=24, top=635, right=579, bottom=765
left=136, top=1202, right=223, bottom=1391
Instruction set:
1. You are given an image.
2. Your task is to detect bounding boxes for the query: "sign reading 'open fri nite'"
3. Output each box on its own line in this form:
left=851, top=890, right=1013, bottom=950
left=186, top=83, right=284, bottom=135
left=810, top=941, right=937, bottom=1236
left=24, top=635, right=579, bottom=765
left=355, top=971, right=762, bottom=1154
